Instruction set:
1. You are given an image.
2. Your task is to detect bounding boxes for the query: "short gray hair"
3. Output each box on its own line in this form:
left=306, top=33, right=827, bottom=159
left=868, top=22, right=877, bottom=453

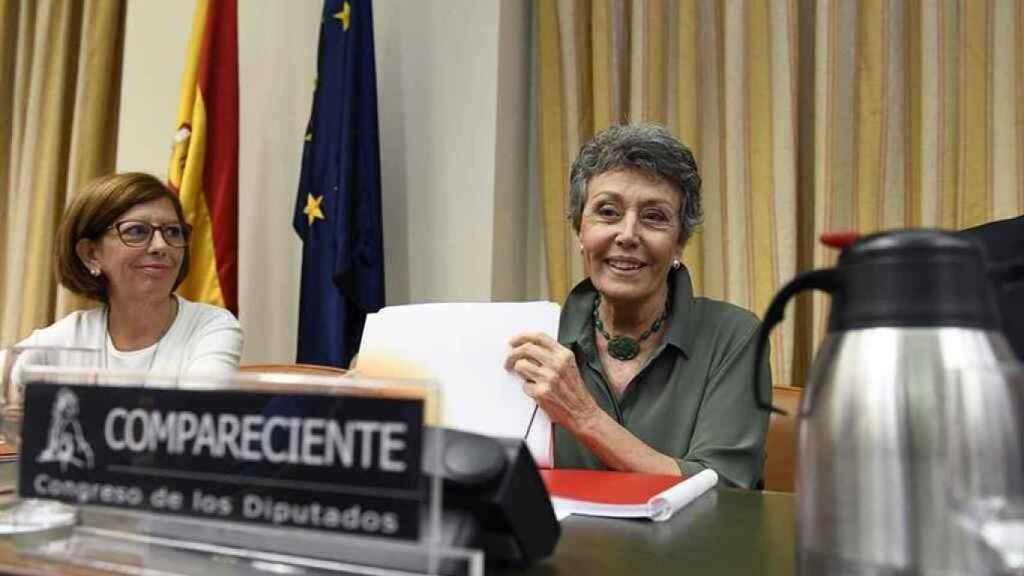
left=568, top=123, right=703, bottom=246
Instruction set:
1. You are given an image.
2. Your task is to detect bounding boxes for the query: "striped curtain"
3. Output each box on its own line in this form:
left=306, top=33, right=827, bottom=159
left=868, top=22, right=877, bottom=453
left=536, top=0, right=1024, bottom=388
left=811, top=0, right=1024, bottom=349
left=0, top=0, right=125, bottom=344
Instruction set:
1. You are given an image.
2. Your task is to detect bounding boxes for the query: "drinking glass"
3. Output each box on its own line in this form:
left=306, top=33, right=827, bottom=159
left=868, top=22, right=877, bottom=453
left=0, top=345, right=100, bottom=534
left=946, top=364, right=1024, bottom=574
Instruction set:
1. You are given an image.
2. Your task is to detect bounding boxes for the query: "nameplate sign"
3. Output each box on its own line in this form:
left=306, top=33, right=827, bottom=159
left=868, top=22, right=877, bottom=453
left=19, top=384, right=424, bottom=540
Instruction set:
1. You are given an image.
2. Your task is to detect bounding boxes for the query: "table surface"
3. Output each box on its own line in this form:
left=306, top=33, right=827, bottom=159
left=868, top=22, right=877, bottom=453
left=0, top=484, right=795, bottom=576
left=495, top=487, right=795, bottom=575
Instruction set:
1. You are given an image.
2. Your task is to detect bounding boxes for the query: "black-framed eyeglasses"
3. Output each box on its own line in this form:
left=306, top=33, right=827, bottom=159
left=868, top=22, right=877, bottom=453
left=106, top=220, right=192, bottom=248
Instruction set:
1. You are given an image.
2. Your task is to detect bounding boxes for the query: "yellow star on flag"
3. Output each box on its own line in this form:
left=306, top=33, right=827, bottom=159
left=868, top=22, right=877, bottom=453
left=303, top=193, right=325, bottom=226
left=334, top=2, right=351, bottom=31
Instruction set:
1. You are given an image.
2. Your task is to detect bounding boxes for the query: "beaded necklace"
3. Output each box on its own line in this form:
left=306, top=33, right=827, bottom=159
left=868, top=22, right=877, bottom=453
left=592, top=292, right=670, bottom=362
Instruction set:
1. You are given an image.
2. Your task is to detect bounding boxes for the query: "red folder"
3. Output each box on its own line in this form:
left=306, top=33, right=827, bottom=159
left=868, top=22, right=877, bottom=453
left=539, top=468, right=719, bottom=520
left=540, top=469, right=684, bottom=505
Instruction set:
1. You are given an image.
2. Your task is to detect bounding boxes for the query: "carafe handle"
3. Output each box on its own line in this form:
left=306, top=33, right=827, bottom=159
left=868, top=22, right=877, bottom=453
left=754, top=268, right=838, bottom=413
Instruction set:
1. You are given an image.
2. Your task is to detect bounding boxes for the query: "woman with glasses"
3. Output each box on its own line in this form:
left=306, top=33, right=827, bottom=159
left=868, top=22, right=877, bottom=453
left=16, top=172, right=242, bottom=374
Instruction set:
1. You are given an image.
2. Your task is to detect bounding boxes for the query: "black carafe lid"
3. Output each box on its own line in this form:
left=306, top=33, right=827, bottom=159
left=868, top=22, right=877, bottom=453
left=829, top=229, right=1000, bottom=330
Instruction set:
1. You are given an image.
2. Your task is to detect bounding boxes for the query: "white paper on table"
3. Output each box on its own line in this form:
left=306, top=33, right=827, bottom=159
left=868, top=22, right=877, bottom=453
left=647, top=469, right=718, bottom=522
left=552, top=508, right=573, bottom=521
left=355, top=302, right=560, bottom=467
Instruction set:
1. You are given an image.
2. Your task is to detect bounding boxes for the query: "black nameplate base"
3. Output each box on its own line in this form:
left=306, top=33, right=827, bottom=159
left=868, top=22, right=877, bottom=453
left=19, top=384, right=424, bottom=541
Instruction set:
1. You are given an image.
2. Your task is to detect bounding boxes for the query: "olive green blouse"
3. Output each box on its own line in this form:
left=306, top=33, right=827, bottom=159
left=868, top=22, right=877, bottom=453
left=554, top=266, right=772, bottom=489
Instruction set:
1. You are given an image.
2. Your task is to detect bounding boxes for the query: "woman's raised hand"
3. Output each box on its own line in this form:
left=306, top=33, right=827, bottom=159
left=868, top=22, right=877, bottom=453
left=504, top=332, right=601, bottom=434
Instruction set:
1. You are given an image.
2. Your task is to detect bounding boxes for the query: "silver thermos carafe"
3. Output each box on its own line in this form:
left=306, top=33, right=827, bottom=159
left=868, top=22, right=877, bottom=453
left=755, top=229, right=1024, bottom=575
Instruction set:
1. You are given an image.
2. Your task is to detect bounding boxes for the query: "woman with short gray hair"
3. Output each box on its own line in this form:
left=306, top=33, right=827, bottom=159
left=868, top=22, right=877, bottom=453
left=506, top=123, right=770, bottom=489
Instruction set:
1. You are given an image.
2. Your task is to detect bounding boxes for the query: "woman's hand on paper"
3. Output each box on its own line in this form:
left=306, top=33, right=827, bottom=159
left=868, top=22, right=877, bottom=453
left=505, top=332, right=601, bottom=434
left=506, top=332, right=682, bottom=476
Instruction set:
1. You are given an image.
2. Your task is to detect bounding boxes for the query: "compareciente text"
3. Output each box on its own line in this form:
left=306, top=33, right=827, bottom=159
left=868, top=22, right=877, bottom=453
left=103, top=408, right=408, bottom=471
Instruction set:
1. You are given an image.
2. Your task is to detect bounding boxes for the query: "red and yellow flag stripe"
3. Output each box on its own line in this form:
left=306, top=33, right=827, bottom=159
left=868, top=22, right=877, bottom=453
left=168, top=0, right=239, bottom=315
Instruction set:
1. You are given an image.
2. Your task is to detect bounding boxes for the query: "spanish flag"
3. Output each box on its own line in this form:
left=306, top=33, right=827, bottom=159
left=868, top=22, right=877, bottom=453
left=168, top=0, right=239, bottom=315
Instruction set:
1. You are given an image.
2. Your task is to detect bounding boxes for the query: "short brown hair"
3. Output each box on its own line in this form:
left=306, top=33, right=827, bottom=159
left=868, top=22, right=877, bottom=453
left=55, top=172, right=191, bottom=301
left=568, top=123, right=703, bottom=247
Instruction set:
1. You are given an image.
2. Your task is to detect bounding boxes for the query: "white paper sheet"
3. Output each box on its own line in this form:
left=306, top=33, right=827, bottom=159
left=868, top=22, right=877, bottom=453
left=647, top=469, right=718, bottom=522
left=355, top=302, right=560, bottom=467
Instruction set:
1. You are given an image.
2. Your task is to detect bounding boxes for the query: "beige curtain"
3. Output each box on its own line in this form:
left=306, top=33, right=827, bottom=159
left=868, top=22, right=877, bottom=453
left=810, top=0, right=1024, bottom=352
left=536, top=0, right=1024, bottom=388
left=0, top=0, right=125, bottom=345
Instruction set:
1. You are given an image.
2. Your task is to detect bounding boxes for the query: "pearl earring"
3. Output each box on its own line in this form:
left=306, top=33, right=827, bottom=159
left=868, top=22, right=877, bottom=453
left=90, top=268, right=100, bottom=277
left=672, top=260, right=682, bottom=270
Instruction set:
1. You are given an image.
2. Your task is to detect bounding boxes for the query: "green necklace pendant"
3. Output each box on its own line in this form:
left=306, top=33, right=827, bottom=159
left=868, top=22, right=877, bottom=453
left=593, top=292, right=670, bottom=362
left=607, top=336, right=640, bottom=361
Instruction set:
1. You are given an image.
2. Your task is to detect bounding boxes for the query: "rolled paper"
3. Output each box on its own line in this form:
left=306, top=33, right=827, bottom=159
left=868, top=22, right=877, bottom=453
left=648, top=468, right=719, bottom=522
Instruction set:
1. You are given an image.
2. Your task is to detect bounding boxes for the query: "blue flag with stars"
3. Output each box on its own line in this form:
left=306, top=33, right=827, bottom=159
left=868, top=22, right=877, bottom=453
left=293, top=0, right=384, bottom=368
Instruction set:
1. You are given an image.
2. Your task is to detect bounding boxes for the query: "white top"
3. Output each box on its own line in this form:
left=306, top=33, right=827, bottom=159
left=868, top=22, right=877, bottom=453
left=15, top=296, right=243, bottom=375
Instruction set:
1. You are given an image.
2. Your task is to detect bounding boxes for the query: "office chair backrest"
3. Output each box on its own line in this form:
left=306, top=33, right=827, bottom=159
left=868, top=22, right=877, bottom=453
left=239, top=363, right=348, bottom=376
left=764, top=386, right=801, bottom=492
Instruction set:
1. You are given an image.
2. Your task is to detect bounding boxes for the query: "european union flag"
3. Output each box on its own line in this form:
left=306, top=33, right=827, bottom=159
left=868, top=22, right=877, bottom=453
left=293, top=0, right=384, bottom=368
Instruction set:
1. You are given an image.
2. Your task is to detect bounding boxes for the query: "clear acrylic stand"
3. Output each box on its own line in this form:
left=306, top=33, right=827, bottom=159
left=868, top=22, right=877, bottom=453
left=10, top=367, right=483, bottom=576
left=0, top=346, right=101, bottom=535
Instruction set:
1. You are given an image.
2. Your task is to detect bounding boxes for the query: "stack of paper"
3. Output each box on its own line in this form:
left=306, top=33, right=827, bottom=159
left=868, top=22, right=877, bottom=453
left=540, top=468, right=719, bottom=521
left=354, top=302, right=561, bottom=467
